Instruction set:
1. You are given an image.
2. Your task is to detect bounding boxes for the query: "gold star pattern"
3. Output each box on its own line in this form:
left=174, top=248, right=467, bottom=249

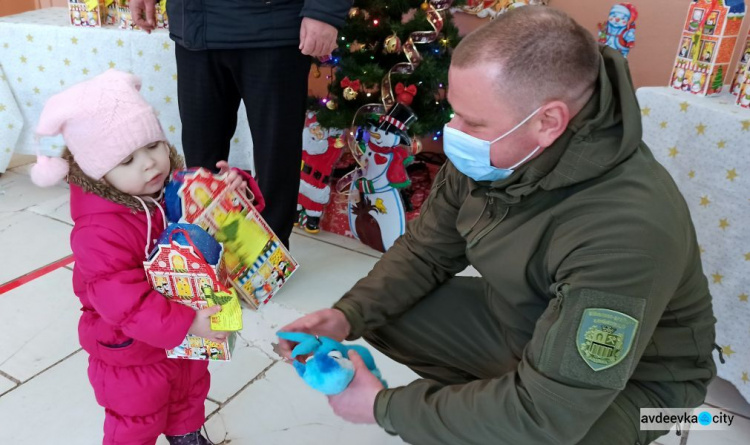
left=168, top=125, right=176, bottom=133
left=8, top=124, right=14, bottom=129
left=680, top=102, right=690, bottom=112
left=164, top=96, right=172, bottom=104
left=33, top=87, right=40, bottom=94
left=745, top=252, right=750, bottom=261
left=172, top=74, right=178, bottom=81
left=699, top=245, right=706, bottom=255
left=668, top=147, right=679, bottom=158
left=108, top=61, right=116, bottom=69
left=16, top=77, right=22, bottom=83
left=59, top=80, right=65, bottom=86
left=723, top=345, right=736, bottom=357
left=138, top=50, right=144, bottom=57
left=117, top=39, right=124, bottom=47
left=26, top=34, right=33, bottom=42
left=717, top=140, right=727, bottom=149
left=47, top=45, right=52, bottom=51
left=163, top=42, right=170, bottom=50
left=699, top=196, right=710, bottom=207
left=82, top=68, right=89, bottom=75
left=742, top=372, right=749, bottom=384
left=154, top=64, right=161, bottom=72
left=719, top=218, right=730, bottom=230
left=696, top=123, right=706, bottom=135
left=688, top=170, right=696, bottom=179
left=71, top=37, right=78, bottom=45
left=726, top=168, right=738, bottom=182
left=63, top=58, right=70, bottom=66
left=712, top=272, right=724, bottom=284
left=660, top=121, right=668, bottom=129
left=742, top=120, right=750, bottom=131
left=19, top=55, right=27, bottom=64
left=641, top=107, right=651, bottom=116
left=25, top=101, right=31, bottom=107
left=37, top=65, right=45, bottom=72
left=0, top=104, right=5, bottom=112
left=3, top=43, right=8, bottom=48
left=234, top=138, right=240, bottom=144
left=739, top=293, right=748, bottom=302
left=92, top=47, right=98, bottom=54
left=148, top=86, right=154, bottom=91
left=4, top=147, right=10, bottom=153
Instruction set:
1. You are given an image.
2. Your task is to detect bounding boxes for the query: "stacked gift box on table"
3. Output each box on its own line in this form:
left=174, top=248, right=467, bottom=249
left=669, top=0, right=746, bottom=96
left=67, top=0, right=168, bottom=30
left=730, top=27, right=750, bottom=107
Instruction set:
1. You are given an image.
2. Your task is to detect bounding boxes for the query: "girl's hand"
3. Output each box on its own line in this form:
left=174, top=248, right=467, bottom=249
left=216, top=161, right=246, bottom=192
left=188, top=306, right=229, bottom=343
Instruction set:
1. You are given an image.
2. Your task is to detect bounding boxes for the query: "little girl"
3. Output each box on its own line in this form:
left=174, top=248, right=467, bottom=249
left=30, top=70, right=239, bottom=445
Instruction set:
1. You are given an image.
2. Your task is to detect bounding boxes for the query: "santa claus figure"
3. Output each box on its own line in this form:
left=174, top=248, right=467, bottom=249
left=296, top=112, right=344, bottom=233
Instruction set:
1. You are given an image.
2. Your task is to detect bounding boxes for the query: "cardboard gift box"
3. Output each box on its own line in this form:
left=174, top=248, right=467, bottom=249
left=144, top=224, right=243, bottom=361
left=165, top=168, right=298, bottom=309
left=669, top=0, right=746, bottom=96
left=68, top=0, right=107, bottom=28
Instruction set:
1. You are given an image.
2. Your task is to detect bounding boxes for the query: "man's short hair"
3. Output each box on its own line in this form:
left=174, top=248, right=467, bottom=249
left=452, top=6, right=600, bottom=114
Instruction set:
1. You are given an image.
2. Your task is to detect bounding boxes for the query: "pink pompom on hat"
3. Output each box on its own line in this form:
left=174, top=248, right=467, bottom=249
left=30, top=69, right=165, bottom=187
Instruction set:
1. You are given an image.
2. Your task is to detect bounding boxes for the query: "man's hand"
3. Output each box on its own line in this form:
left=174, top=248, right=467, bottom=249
left=130, top=0, right=156, bottom=33
left=328, top=350, right=383, bottom=424
left=276, top=309, right=351, bottom=360
left=188, top=306, right=228, bottom=343
left=299, top=18, right=338, bottom=57
left=216, top=161, right=245, bottom=192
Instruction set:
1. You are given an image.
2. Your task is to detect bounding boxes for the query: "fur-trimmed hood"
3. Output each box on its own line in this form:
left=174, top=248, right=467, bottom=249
left=64, top=144, right=184, bottom=212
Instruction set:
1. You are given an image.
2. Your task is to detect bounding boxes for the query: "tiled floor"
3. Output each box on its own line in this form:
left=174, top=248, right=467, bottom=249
left=1, top=155, right=749, bottom=444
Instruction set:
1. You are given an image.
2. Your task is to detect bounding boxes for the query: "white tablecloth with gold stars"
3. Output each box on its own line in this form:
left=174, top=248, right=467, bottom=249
left=0, top=8, right=254, bottom=173
left=637, top=86, right=750, bottom=403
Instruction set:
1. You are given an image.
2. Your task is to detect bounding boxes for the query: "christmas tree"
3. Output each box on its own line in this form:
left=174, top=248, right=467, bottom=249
left=311, top=0, right=464, bottom=140
left=711, top=65, right=724, bottom=92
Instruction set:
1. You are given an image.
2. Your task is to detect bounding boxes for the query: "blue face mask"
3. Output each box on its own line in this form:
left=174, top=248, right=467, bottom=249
left=443, top=106, right=543, bottom=182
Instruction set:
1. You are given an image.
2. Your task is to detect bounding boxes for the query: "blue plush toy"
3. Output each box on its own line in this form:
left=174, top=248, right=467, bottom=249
left=276, top=331, right=387, bottom=395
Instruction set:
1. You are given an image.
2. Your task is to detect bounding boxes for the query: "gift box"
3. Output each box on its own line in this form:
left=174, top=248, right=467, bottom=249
left=730, top=29, right=750, bottom=107
left=144, top=223, right=243, bottom=361
left=669, top=0, right=746, bottom=96
left=68, top=0, right=107, bottom=28
left=165, top=168, right=298, bottom=309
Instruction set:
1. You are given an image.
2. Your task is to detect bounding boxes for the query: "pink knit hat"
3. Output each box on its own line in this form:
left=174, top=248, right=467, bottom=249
left=31, top=69, right=165, bottom=187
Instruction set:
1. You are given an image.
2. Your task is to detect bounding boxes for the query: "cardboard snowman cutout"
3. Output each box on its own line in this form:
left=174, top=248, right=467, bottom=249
left=348, top=103, right=417, bottom=252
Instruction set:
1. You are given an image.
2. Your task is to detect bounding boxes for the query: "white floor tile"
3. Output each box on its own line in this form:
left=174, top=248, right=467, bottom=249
left=0, top=170, right=69, bottom=214
left=27, top=193, right=73, bottom=226
left=275, top=233, right=379, bottom=313
left=0, top=268, right=81, bottom=382
left=0, top=374, right=16, bottom=396
left=0, top=351, right=104, bottom=444
left=6, top=154, right=35, bottom=171
left=705, top=377, right=750, bottom=418
left=685, top=406, right=750, bottom=445
left=202, top=362, right=406, bottom=445
left=0, top=211, right=72, bottom=284
left=207, top=334, right=275, bottom=403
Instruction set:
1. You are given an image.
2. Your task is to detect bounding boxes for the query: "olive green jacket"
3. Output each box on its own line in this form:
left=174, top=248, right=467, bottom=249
left=333, top=47, right=716, bottom=444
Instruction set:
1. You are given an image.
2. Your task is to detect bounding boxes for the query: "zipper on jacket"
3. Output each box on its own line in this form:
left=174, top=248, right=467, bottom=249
left=538, top=283, right=567, bottom=370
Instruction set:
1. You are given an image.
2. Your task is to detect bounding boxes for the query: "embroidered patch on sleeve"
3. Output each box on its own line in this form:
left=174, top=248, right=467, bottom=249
left=576, top=308, right=639, bottom=371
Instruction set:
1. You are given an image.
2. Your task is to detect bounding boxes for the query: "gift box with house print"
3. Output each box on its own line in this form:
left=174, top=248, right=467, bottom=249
left=67, top=0, right=107, bottom=27
left=669, top=0, right=746, bottom=96
left=165, top=168, right=299, bottom=309
left=144, top=224, right=243, bottom=361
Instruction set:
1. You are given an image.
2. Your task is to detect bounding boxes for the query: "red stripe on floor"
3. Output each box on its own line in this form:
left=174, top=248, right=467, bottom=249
left=0, top=255, right=75, bottom=295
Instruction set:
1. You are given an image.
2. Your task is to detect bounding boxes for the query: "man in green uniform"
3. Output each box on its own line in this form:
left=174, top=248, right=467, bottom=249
left=278, top=6, right=717, bottom=444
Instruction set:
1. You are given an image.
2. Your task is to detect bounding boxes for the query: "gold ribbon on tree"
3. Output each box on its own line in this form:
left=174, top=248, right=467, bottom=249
left=336, top=0, right=453, bottom=194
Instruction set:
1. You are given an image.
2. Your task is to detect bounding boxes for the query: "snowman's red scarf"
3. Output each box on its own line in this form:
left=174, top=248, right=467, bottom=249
left=360, top=140, right=413, bottom=190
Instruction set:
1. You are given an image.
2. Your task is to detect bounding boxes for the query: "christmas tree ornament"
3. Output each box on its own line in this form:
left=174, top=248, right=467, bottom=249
left=340, top=77, right=361, bottom=101
left=421, top=1, right=430, bottom=11
left=362, top=82, right=380, bottom=94
left=326, top=99, right=338, bottom=110
left=383, top=33, right=402, bottom=54
left=349, top=7, right=360, bottom=18
left=312, top=65, right=321, bottom=78
left=349, top=40, right=366, bottom=53
left=395, top=83, right=418, bottom=106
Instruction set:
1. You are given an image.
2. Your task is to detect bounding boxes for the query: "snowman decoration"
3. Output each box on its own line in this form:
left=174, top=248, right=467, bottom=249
left=347, top=103, right=417, bottom=252
left=739, top=81, right=750, bottom=108
left=672, top=68, right=686, bottom=89
left=599, top=3, right=637, bottom=58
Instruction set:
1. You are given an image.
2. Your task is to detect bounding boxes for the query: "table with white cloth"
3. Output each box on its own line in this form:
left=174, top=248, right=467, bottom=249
left=636, top=86, right=750, bottom=403
left=0, top=7, right=254, bottom=173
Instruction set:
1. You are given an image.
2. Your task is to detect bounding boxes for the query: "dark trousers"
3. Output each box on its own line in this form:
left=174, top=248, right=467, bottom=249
left=175, top=44, right=310, bottom=247
left=364, top=277, right=672, bottom=445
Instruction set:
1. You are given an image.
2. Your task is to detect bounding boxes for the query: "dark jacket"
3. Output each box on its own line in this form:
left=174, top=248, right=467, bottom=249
left=334, top=46, right=717, bottom=444
left=166, top=0, right=351, bottom=50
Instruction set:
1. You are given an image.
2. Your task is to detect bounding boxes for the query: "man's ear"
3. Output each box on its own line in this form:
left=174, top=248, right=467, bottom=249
left=534, top=101, right=570, bottom=148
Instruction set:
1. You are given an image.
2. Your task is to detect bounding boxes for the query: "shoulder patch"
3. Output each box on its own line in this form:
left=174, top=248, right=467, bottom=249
left=577, top=308, right=639, bottom=371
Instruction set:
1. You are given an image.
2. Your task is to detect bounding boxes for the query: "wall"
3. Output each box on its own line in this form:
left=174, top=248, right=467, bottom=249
left=0, top=0, right=39, bottom=16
